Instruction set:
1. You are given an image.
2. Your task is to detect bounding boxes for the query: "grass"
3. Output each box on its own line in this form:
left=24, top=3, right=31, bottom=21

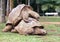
left=0, top=16, right=60, bottom=42
left=39, top=16, right=60, bottom=22
left=0, top=23, right=60, bottom=42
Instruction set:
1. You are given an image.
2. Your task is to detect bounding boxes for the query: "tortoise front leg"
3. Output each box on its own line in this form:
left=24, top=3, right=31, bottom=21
left=2, top=25, right=13, bottom=32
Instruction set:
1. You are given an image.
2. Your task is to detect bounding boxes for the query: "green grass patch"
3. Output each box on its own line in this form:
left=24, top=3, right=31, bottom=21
left=0, top=23, right=60, bottom=42
left=39, top=16, right=60, bottom=22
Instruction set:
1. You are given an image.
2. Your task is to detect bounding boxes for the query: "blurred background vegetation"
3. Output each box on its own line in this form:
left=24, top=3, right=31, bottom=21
left=0, top=0, right=60, bottom=23
left=13, top=0, right=60, bottom=16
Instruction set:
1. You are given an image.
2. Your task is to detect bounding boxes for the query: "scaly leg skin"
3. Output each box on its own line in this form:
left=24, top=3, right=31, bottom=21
left=11, top=29, right=17, bottom=33
left=2, top=25, right=12, bottom=32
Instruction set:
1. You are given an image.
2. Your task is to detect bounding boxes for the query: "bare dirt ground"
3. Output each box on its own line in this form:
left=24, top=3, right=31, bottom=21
left=40, top=22, right=60, bottom=24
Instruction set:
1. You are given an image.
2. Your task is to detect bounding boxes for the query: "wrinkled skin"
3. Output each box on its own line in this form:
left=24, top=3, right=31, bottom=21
left=33, top=28, right=47, bottom=35
left=2, top=4, right=47, bottom=35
